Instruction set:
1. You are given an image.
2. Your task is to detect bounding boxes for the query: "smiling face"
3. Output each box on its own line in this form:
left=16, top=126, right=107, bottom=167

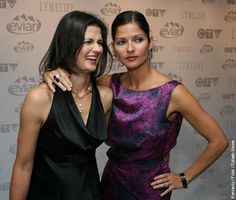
left=76, top=25, right=103, bottom=73
left=113, top=22, right=153, bottom=71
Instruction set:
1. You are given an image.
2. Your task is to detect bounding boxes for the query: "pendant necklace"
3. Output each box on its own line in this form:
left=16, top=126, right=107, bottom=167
left=71, top=84, right=92, bottom=113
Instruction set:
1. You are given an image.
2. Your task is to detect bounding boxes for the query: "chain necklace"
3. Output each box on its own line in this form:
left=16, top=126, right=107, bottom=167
left=71, top=84, right=92, bottom=113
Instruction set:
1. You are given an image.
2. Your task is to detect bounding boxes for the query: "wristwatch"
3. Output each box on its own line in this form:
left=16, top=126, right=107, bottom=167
left=179, top=172, right=188, bottom=188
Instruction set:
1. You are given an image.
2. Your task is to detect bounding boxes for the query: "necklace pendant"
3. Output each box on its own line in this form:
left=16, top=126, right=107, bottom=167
left=78, top=103, right=83, bottom=113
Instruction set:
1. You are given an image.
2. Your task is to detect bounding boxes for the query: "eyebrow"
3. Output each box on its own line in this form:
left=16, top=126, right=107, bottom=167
left=84, top=38, right=103, bottom=41
left=115, top=34, right=146, bottom=39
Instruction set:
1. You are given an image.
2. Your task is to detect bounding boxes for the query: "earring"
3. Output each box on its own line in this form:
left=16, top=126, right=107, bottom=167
left=148, top=49, right=153, bottom=64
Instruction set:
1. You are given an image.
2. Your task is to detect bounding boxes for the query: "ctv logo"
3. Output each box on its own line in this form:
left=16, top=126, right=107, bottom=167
left=195, top=77, right=219, bottom=87
left=145, top=9, right=166, bottom=17
left=198, top=29, right=221, bottom=39
left=0, top=0, right=17, bottom=8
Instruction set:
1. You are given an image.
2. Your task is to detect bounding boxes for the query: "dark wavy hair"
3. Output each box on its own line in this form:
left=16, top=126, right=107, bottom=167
left=111, top=10, right=151, bottom=43
left=39, top=10, right=112, bottom=78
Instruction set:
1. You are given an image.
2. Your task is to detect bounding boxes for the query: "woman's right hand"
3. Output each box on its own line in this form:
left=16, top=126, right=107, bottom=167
left=43, top=68, right=72, bottom=92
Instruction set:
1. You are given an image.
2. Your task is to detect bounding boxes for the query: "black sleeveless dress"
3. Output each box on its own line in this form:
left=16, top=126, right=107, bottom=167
left=26, top=81, right=106, bottom=200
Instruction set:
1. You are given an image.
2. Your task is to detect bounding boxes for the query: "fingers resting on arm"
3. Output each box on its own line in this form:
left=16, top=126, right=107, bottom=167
left=43, top=68, right=72, bottom=92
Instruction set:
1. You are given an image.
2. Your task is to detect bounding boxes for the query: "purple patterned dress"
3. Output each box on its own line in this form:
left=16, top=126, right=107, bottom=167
left=101, top=73, right=183, bottom=200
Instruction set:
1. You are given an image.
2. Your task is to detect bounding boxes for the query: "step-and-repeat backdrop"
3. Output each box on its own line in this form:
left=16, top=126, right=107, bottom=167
left=0, top=0, right=235, bottom=199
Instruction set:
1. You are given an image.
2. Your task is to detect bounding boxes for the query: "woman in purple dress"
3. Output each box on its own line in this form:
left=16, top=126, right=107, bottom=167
left=44, top=10, right=228, bottom=200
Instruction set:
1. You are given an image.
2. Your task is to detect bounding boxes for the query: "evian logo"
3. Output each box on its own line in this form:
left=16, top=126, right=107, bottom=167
left=7, top=14, right=41, bottom=34
left=14, top=41, right=34, bottom=53
left=222, top=59, right=236, bottom=70
left=0, top=0, right=17, bottom=8
left=200, top=44, right=213, bottom=54
left=160, top=22, right=184, bottom=38
left=220, top=105, right=234, bottom=116
left=8, top=76, right=40, bottom=96
left=101, top=3, right=121, bottom=16
left=225, top=11, right=236, bottom=22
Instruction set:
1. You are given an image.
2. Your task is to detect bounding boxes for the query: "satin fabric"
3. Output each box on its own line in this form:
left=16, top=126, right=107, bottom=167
left=27, top=80, right=106, bottom=200
left=101, top=73, right=183, bottom=200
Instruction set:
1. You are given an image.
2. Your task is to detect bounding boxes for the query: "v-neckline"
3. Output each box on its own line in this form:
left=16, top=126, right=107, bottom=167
left=69, top=86, right=93, bottom=127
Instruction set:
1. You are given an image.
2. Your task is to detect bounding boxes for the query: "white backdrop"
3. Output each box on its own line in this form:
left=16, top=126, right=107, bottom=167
left=0, top=0, right=235, bottom=200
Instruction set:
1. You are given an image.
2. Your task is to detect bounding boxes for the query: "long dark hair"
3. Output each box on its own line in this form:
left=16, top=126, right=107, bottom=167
left=39, top=10, right=112, bottom=78
left=111, top=10, right=151, bottom=43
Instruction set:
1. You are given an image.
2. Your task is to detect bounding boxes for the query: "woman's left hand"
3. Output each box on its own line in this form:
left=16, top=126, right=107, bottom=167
left=151, top=172, right=183, bottom=197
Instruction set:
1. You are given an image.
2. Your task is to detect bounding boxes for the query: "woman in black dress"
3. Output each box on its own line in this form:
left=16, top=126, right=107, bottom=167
left=9, top=10, right=113, bottom=200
